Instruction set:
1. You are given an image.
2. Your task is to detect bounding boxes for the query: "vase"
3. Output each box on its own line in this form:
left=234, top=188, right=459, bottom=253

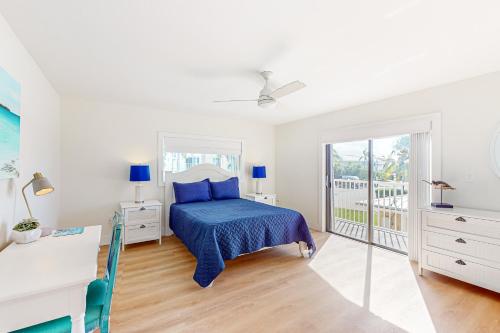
left=11, top=227, right=42, bottom=244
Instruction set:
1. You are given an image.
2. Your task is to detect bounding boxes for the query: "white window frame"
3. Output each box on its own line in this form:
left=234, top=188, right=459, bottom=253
left=157, top=132, right=244, bottom=186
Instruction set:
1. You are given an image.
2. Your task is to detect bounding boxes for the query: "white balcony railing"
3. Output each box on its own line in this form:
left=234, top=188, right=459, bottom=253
left=333, top=179, right=408, bottom=234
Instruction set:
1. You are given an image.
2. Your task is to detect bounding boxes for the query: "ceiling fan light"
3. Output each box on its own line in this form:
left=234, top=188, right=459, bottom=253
left=258, top=98, right=276, bottom=108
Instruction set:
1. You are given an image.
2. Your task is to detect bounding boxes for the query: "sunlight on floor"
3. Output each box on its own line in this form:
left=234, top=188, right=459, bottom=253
left=309, top=235, right=436, bottom=333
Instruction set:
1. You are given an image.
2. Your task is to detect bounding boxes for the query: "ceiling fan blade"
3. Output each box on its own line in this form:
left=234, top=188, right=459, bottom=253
left=213, top=99, right=258, bottom=103
left=269, top=81, right=306, bottom=99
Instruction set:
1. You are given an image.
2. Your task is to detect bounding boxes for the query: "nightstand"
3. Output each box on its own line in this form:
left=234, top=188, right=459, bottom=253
left=119, top=200, right=162, bottom=250
left=245, top=193, right=276, bottom=206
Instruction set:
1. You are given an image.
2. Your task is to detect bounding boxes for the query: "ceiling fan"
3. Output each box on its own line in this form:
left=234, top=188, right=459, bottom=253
left=213, top=71, right=306, bottom=108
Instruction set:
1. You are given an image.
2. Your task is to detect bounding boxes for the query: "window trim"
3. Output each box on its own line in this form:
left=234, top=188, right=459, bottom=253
left=157, top=132, right=244, bottom=186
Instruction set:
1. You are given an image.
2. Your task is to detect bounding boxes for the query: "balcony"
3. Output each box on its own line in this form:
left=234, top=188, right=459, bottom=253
left=332, top=179, right=408, bottom=253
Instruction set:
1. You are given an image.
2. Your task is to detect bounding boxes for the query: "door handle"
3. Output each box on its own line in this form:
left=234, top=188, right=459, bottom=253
left=140, top=224, right=146, bottom=229
left=455, top=238, right=466, bottom=244
left=455, top=259, right=466, bottom=265
left=455, top=216, right=466, bottom=222
left=140, top=207, right=146, bottom=211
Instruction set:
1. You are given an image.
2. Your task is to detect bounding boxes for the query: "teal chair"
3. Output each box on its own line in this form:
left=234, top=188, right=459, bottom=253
left=12, top=216, right=123, bottom=333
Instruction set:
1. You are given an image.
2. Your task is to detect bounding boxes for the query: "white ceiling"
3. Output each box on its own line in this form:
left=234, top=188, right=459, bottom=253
left=1, top=0, right=500, bottom=124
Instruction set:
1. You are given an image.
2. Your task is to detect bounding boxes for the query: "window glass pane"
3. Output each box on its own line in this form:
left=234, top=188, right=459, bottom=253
left=163, top=152, right=240, bottom=174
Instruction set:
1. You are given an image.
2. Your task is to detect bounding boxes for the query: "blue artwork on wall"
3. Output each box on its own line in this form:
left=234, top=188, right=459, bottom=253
left=0, top=66, right=20, bottom=179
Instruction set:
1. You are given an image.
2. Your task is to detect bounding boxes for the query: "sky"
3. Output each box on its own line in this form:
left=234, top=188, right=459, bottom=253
left=333, top=135, right=407, bottom=161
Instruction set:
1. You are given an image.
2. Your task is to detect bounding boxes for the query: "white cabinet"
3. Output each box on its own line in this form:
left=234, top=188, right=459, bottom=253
left=419, top=207, right=500, bottom=293
left=245, top=193, right=276, bottom=206
left=120, top=200, right=162, bottom=250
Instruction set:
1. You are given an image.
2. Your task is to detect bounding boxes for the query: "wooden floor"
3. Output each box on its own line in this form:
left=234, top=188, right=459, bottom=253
left=99, top=231, right=500, bottom=333
left=334, top=219, right=408, bottom=253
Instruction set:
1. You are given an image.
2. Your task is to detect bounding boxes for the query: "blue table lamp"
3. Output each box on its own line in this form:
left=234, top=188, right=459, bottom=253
left=252, top=166, right=266, bottom=195
left=130, top=165, right=150, bottom=203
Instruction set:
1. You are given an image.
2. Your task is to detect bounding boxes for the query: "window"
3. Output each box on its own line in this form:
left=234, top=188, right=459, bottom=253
left=158, top=133, right=243, bottom=184
left=163, top=152, right=240, bottom=173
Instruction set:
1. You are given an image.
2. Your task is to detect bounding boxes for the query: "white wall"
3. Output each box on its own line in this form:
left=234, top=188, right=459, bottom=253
left=60, top=98, right=275, bottom=239
left=0, top=14, right=60, bottom=249
left=276, top=72, right=500, bottom=230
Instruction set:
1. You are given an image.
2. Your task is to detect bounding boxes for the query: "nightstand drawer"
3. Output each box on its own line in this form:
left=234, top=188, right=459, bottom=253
left=125, top=222, right=159, bottom=243
left=125, top=206, right=160, bottom=224
left=255, top=195, right=274, bottom=205
left=245, top=193, right=276, bottom=206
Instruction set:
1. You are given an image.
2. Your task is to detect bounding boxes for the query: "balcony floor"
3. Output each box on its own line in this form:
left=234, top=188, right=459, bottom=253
left=333, top=219, right=408, bottom=253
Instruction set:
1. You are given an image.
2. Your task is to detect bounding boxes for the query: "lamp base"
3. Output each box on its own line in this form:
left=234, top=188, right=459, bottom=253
left=135, top=184, right=144, bottom=203
left=256, top=179, right=263, bottom=195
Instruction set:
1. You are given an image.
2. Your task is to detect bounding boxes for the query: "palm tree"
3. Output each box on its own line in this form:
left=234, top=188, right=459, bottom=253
left=332, top=148, right=341, bottom=162
left=359, top=148, right=369, bottom=163
left=332, top=148, right=342, bottom=178
left=393, top=136, right=409, bottom=181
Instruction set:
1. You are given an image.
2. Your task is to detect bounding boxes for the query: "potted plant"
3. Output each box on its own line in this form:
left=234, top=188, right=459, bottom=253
left=11, top=218, right=42, bottom=244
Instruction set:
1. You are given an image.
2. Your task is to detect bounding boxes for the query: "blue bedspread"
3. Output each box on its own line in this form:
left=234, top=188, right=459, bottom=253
left=169, top=199, right=316, bottom=287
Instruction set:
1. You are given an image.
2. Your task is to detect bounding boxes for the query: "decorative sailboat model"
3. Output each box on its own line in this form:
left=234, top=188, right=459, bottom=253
left=422, top=180, right=455, bottom=208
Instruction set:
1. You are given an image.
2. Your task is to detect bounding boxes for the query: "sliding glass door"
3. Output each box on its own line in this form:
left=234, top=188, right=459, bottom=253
left=371, top=135, right=409, bottom=252
left=326, top=135, right=409, bottom=254
left=327, top=140, right=370, bottom=242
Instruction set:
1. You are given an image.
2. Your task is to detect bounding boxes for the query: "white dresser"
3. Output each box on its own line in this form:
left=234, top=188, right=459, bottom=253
left=245, top=193, right=276, bottom=206
left=419, top=207, right=500, bottom=293
left=120, top=200, right=162, bottom=250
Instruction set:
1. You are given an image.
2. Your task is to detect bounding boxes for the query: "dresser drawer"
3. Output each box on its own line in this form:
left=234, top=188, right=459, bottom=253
left=422, top=211, right=500, bottom=240
left=423, top=230, right=500, bottom=264
left=125, top=206, right=160, bottom=224
left=422, top=250, right=500, bottom=292
left=125, top=222, right=159, bottom=243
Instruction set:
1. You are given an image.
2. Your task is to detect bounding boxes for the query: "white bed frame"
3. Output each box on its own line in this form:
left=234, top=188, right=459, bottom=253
left=163, top=164, right=312, bottom=287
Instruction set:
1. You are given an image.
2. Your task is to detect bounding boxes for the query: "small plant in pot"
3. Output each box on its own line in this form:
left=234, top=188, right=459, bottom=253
left=11, top=218, right=42, bottom=244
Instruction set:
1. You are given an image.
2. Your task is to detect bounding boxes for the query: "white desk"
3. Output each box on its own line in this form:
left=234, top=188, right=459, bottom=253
left=0, top=226, right=101, bottom=333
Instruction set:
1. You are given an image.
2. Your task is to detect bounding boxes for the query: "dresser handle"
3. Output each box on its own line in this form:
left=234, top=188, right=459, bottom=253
left=455, top=216, right=466, bottom=222
left=455, top=259, right=466, bottom=265
left=140, top=224, right=146, bottom=229
left=455, top=238, right=466, bottom=244
left=140, top=207, right=146, bottom=211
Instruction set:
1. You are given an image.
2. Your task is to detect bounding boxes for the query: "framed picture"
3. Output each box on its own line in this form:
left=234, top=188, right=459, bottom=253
left=0, top=66, right=21, bottom=179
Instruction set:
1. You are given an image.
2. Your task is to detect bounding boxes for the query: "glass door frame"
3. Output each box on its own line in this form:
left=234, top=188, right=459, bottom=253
left=326, top=139, right=407, bottom=255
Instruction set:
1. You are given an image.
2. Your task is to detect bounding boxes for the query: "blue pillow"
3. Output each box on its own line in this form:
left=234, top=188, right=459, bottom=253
left=173, top=178, right=212, bottom=204
left=210, top=177, right=240, bottom=200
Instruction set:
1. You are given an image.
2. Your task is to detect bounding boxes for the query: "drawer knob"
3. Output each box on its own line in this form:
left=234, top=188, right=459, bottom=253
left=140, top=224, right=146, bottom=229
left=455, top=216, right=466, bottom=222
left=455, top=238, right=466, bottom=244
left=140, top=207, right=146, bottom=211
left=455, top=259, right=466, bottom=266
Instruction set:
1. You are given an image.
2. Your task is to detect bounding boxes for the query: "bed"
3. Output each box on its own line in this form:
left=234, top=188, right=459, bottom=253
left=164, top=164, right=316, bottom=287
